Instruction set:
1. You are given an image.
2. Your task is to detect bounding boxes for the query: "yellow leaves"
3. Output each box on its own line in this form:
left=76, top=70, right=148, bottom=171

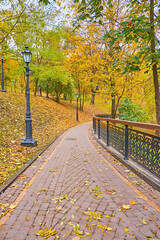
left=152, top=196, right=158, bottom=199
left=18, top=174, right=27, bottom=179
left=119, top=200, right=136, bottom=212
left=0, top=203, right=9, bottom=209
left=119, top=204, right=131, bottom=212
left=0, top=93, right=91, bottom=186
left=37, top=188, right=47, bottom=193
left=85, top=181, right=89, bottom=186
left=107, top=227, right=112, bottom=231
left=36, top=227, right=57, bottom=239
left=72, top=224, right=84, bottom=236
left=85, top=152, right=90, bottom=155
left=132, top=181, right=143, bottom=186
left=26, top=217, right=30, bottom=221
left=52, top=194, right=68, bottom=203
left=141, top=218, right=147, bottom=225
left=96, top=222, right=109, bottom=231
left=9, top=202, right=18, bottom=209
left=129, top=201, right=136, bottom=205
left=83, top=211, right=102, bottom=222
left=122, top=204, right=131, bottom=210
left=0, top=201, right=19, bottom=219
left=136, top=195, right=148, bottom=202
left=125, top=228, right=129, bottom=232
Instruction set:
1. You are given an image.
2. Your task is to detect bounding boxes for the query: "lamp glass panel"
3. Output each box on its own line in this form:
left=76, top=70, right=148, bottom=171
left=23, top=52, right=32, bottom=63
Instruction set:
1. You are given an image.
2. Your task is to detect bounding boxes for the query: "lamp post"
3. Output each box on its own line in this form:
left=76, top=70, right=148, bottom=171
left=76, top=93, right=79, bottom=122
left=46, top=80, right=49, bottom=98
left=0, top=55, right=6, bottom=92
left=21, top=46, right=37, bottom=147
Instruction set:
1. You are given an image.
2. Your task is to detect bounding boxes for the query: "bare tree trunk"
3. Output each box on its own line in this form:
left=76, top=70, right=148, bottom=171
left=150, top=0, right=160, bottom=136
left=40, top=88, right=42, bottom=97
left=111, top=97, right=116, bottom=118
left=82, top=90, right=85, bottom=111
left=34, top=78, right=38, bottom=97
left=111, top=78, right=116, bottom=118
left=150, top=0, right=160, bottom=126
left=91, top=89, right=95, bottom=105
left=80, top=94, right=82, bottom=111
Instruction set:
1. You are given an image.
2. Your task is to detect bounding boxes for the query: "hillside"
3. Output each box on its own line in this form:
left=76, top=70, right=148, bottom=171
left=0, top=92, right=97, bottom=185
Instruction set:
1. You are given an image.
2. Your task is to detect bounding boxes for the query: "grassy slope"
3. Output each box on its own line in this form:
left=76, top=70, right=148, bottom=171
left=1, top=92, right=103, bottom=185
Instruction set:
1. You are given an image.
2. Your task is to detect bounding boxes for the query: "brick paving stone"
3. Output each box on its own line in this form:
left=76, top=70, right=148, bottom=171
left=0, top=122, right=160, bottom=240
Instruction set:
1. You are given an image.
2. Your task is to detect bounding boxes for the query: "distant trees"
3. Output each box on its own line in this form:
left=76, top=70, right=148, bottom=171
left=0, top=0, right=159, bottom=123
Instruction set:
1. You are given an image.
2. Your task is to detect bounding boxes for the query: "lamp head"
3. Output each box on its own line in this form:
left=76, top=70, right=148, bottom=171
left=22, top=46, right=32, bottom=63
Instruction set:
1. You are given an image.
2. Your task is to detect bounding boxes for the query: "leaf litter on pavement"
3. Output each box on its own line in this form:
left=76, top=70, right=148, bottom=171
left=0, top=93, right=92, bottom=186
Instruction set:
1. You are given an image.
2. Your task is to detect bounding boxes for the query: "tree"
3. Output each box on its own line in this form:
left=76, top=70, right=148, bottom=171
left=72, top=0, right=160, bottom=124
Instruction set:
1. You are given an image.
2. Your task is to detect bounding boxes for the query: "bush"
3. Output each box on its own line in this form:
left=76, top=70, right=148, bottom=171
left=118, top=97, right=148, bottom=122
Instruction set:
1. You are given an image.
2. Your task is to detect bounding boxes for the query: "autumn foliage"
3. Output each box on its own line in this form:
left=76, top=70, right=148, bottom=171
left=0, top=92, right=92, bottom=185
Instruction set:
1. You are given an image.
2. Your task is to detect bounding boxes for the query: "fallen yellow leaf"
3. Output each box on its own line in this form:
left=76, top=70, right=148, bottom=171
left=141, top=218, right=147, bottom=225
left=129, top=201, right=136, bottom=205
left=9, top=202, right=18, bottom=209
left=122, top=204, right=131, bottom=210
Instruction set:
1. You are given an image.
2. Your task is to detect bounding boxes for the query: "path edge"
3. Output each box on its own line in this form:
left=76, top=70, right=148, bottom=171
left=0, top=125, right=77, bottom=195
left=93, top=133, right=160, bottom=192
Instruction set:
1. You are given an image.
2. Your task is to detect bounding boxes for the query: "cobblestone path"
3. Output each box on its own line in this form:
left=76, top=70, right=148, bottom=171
left=0, top=122, right=160, bottom=240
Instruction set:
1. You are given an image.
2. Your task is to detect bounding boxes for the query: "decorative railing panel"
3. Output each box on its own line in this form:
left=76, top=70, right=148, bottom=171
left=128, top=129, right=160, bottom=176
left=93, top=116, right=160, bottom=178
left=99, top=121, right=106, bottom=143
left=109, top=123, right=125, bottom=155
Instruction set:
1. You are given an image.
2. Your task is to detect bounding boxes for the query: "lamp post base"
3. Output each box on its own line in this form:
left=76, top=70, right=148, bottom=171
left=21, top=138, right=37, bottom=147
left=0, top=89, right=7, bottom=92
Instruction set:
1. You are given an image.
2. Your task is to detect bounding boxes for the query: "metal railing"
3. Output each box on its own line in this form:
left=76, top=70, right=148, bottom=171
left=93, top=116, right=160, bottom=178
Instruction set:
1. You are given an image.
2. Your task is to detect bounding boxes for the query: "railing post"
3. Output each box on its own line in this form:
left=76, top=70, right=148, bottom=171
left=93, top=118, right=95, bottom=133
left=106, top=121, right=109, bottom=146
left=98, top=120, right=100, bottom=139
left=124, top=125, right=129, bottom=160
left=93, top=117, right=94, bottom=131
left=94, top=119, right=96, bottom=134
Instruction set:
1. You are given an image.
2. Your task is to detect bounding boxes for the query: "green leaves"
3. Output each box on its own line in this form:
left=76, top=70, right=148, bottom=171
left=118, top=97, right=148, bottom=122
left=39, top=0, right=51, bottom=4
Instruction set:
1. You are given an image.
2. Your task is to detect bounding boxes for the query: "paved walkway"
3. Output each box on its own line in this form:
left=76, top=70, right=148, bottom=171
left=0, top=122, right=160, bottom=240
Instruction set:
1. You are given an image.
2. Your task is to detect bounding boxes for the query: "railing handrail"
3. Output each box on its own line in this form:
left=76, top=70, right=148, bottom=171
left=93, top=115, right=160, bottom=131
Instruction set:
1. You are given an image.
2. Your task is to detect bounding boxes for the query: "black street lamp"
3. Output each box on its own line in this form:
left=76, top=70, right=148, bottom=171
left=21, top=46, right=37, bottom=147
left=0, top=55, right=7, bottom=92
left=76, top=93, right=79, bottom=122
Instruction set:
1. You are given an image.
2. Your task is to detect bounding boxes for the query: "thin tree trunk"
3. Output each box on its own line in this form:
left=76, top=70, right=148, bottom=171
left=150, top=0, right=160, bottom=126
left=40, top=88, right=42, bottom=97
left=111, top=78, right=116, bottom=118
left=34, top=78, right=38, bottom=97
left=91, top=88, right=95, bottom=105
left=111, top=97, right=116, bottom=118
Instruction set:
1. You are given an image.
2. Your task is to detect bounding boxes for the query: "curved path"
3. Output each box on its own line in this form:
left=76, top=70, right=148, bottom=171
left=0, top=122, right=160, bottom=240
